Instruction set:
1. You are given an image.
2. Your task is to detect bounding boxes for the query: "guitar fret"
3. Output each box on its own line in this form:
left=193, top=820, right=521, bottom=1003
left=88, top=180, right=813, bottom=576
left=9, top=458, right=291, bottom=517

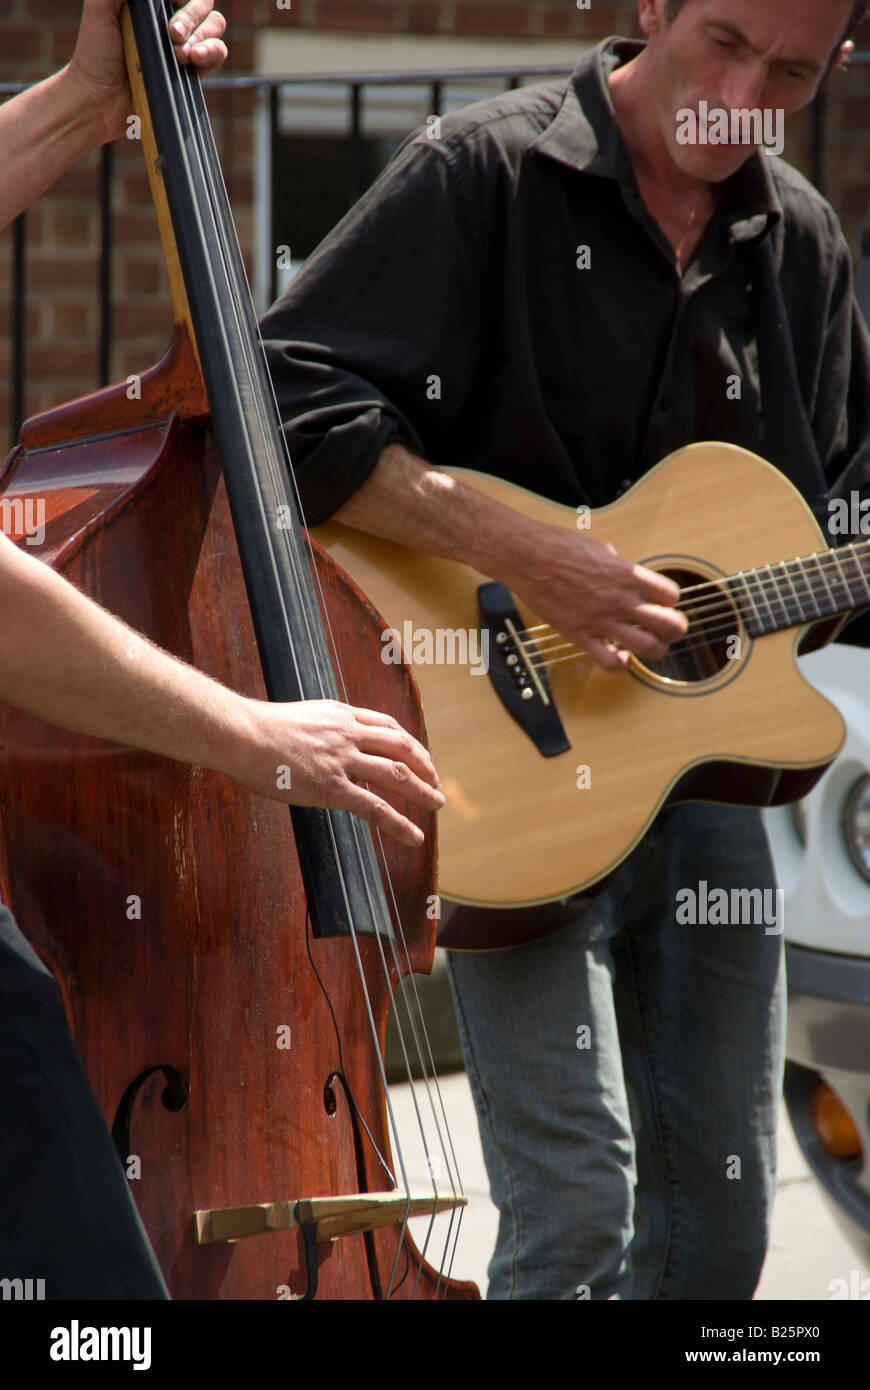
left=777, top=560, right=805, bottom=628
left=827, top=549, right=854, bottom=611
left=760, top=564, right=791, bottom=628
left=840, top=544, right=870, bottom=605
left=730, top=571, right=765, bottom=637
left=808, top=553, right=838, bottom=616
left=789, top=556, right=822, bottom=617
left=745, top=568, right=776, bottom=632
left=786, top=558, right=822, bottom=622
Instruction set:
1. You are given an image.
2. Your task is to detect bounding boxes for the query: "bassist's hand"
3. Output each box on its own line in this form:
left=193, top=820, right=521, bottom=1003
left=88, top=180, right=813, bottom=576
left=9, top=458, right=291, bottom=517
left=68, top=0, right=228, bottom=146
left=229, top=699, right=445, bottom=848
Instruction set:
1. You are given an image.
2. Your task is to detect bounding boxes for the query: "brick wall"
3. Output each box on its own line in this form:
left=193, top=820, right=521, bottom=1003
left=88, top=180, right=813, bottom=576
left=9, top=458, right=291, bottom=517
left=1, top=1, right=869, bottom=434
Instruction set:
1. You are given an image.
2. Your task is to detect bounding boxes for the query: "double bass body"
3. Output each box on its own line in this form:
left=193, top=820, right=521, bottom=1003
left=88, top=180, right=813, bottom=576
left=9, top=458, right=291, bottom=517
left=0, top=0, right=476, bottom=1304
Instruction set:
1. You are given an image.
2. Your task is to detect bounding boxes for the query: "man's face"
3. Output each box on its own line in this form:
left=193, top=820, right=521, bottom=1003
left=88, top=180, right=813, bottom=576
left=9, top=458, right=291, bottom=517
left=639, top=0, right=853, bottom=182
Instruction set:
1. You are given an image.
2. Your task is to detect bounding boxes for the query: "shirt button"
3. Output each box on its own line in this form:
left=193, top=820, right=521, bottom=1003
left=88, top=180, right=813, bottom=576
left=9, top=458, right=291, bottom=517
left=659, top=396, right=674, bottom=412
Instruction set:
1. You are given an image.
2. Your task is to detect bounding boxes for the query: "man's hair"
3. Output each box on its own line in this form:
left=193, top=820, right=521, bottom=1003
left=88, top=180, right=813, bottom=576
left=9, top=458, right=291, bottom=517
left=664, top=0, right=870, bottom=50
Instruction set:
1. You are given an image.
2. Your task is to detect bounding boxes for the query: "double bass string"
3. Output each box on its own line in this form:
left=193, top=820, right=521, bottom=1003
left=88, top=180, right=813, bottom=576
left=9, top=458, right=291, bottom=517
left=146, top=0, right=465, bottom=1296
left=172, top=56, right=459, bottom=1305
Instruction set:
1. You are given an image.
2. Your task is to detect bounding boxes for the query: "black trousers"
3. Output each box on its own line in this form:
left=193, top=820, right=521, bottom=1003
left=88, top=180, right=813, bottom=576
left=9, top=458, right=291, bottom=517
left=0, top=904, right=168, bottom=1299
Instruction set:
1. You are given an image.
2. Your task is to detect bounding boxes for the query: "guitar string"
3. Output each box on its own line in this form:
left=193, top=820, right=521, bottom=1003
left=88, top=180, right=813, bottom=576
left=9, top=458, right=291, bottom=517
left=511, top=593, right=859, bottom=674
left=509, top=550, right=870, bottom=668
left=189, top=43, right=466, bottom=1298
left=173, top=55, right=430, bottom=1298
left=164, top=14, right=462, bottom=1298
left=518, top=548, right=870, bottom=643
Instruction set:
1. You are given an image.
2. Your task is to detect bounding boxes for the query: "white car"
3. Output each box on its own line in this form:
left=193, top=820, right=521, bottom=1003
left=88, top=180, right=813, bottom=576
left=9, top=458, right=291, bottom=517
left=764, top=638, right=870, bottom=1266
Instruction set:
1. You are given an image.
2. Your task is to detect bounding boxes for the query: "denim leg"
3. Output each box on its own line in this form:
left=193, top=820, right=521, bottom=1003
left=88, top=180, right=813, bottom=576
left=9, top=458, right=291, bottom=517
left=615, top=803, right=785, bottom=1300
left=446, top=887, right=638, bottom=1300
left=0, top=905, right=169, bottom=1298
left=446, top=802, right=783, bottom=1301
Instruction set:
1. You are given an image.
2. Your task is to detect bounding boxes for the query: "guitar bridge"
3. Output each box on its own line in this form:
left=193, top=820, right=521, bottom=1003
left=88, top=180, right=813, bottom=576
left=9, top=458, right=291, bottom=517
left=477, top=583, right=571, bottom=757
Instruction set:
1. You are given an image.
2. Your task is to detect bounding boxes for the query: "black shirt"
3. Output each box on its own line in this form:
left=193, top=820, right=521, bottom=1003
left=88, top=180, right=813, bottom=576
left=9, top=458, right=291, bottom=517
left=261, top=37, right=870, bottom=532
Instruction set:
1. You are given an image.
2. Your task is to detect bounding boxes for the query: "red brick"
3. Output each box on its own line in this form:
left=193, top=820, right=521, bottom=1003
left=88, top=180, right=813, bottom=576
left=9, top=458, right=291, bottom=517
left=53, top=207, right=97, bottom=248
left=112, top=301, right=175, bottom=337
left=33, top=0, right=83, bottom=18
left=223, top=170, right=254, bottom=202
left=118, top=345, right=169, bottom=377
left=268, top=1, right=304, bottom=26
left=119, top=254, right=166, bottom=296
left=47, top=166, right=101, bottom=201
left=50, top=24, right=78, bottom=66
left=538, top=5, right=574, bottom=39
left=120, top=170, right=154, bottom=206
left=224, top=33, right=255, bottom=69
left=0, top=23, right=45, bottom=59
left=29, top=346, right=97, bottom=379
left=314, top=0, right=401, bottom=31
left=226, top=0, right=257, bottom=24
left=454, top=3, right=531, bottom=37
left=28, top=255, right=98, bottom=291
left=113, top=211, right=163, bottom=244
left=407, top=2, right=443, bottom=32
left=52, top=300, right=95, bottom=339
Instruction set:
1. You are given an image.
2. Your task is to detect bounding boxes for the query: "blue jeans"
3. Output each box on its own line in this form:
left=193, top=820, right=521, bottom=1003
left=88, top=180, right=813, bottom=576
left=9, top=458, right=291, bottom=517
left=446, top=803, right=785, bottom=1300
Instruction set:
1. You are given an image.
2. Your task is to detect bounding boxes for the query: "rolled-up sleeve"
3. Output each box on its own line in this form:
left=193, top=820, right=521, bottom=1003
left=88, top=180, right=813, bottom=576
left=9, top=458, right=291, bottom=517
left=261, top=137, right=484, bottom=524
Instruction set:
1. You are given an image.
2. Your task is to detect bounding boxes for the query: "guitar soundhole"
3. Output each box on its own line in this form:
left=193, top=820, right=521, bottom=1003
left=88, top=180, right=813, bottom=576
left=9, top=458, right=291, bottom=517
left=640, top=568, right=740, bottom=684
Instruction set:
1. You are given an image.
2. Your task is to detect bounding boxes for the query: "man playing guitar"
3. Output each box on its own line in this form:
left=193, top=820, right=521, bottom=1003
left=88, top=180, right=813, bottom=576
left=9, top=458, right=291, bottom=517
left=263, top=0, right=870, bottom=1298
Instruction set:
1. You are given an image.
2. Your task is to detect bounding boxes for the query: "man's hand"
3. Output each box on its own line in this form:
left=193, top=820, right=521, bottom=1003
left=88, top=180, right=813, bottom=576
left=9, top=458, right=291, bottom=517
left=509, top=522, right=688, bottom=673
left=0, top=533, right=443, bottom=851
left=68, top=0, right=228, bottom=144
left=334, top=444, right=688, bottom=677
left=234, top=699, right=445, bottom=848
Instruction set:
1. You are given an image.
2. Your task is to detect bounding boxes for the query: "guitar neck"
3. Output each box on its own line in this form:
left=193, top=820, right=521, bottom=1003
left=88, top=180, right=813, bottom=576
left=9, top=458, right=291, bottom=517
left=725, top=542, right=870, bottom=637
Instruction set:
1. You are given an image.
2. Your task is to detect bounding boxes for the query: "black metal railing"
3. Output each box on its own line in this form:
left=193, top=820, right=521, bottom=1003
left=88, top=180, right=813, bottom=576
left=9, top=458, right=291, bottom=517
left=0, top=63, right=850, bottom=446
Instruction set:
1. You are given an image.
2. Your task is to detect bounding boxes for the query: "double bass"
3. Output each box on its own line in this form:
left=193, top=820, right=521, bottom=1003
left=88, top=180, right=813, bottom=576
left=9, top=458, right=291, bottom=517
left=0, top=0, right=478, bottom=1301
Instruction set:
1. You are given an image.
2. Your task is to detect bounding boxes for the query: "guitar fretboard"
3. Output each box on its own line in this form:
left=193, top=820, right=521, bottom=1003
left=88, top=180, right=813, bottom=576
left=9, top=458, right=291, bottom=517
left=725, top=543, right=870, bottom=637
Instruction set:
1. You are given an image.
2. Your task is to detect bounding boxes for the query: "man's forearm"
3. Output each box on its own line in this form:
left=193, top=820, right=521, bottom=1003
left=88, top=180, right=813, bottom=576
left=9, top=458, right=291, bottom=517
left=0, top=69, right=107, bottom=230
left=332, top=440, right=686, bottom=671
left=333, top=442, right=544, bottom=590
left=0, top=536, right=254, bottom=779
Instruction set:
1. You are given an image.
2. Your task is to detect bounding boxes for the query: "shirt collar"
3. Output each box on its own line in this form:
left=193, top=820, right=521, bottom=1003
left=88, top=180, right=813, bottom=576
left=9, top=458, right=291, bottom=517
left=532, top=37, right=782, bottom=245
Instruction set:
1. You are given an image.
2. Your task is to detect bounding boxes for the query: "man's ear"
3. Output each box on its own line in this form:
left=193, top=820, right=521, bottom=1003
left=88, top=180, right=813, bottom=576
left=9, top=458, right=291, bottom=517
left=833, top=40, right=855, bottom=71
left=637, top=0, right=667, bottom=39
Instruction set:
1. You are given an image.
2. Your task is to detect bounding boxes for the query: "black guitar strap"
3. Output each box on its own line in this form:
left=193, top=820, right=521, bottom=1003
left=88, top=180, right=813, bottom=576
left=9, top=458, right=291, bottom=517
left=749, top=230, right=833, bottom=538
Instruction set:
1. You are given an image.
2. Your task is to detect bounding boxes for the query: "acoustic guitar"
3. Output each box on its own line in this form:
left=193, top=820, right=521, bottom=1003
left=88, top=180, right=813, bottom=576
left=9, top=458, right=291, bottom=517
left=314, top=442, right=862, bottom=926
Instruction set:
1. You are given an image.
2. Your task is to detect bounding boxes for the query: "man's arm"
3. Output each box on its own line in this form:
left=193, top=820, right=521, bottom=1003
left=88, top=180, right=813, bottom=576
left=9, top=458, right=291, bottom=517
left=0, top=0, right=441, bottom=847
left=0, top=0, right=227, bottom=228
left=334, top=443, right=685, bottom=673
left=0, top=532, right=442, bottom=846
left=263, top=137, right=686, bottom=673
